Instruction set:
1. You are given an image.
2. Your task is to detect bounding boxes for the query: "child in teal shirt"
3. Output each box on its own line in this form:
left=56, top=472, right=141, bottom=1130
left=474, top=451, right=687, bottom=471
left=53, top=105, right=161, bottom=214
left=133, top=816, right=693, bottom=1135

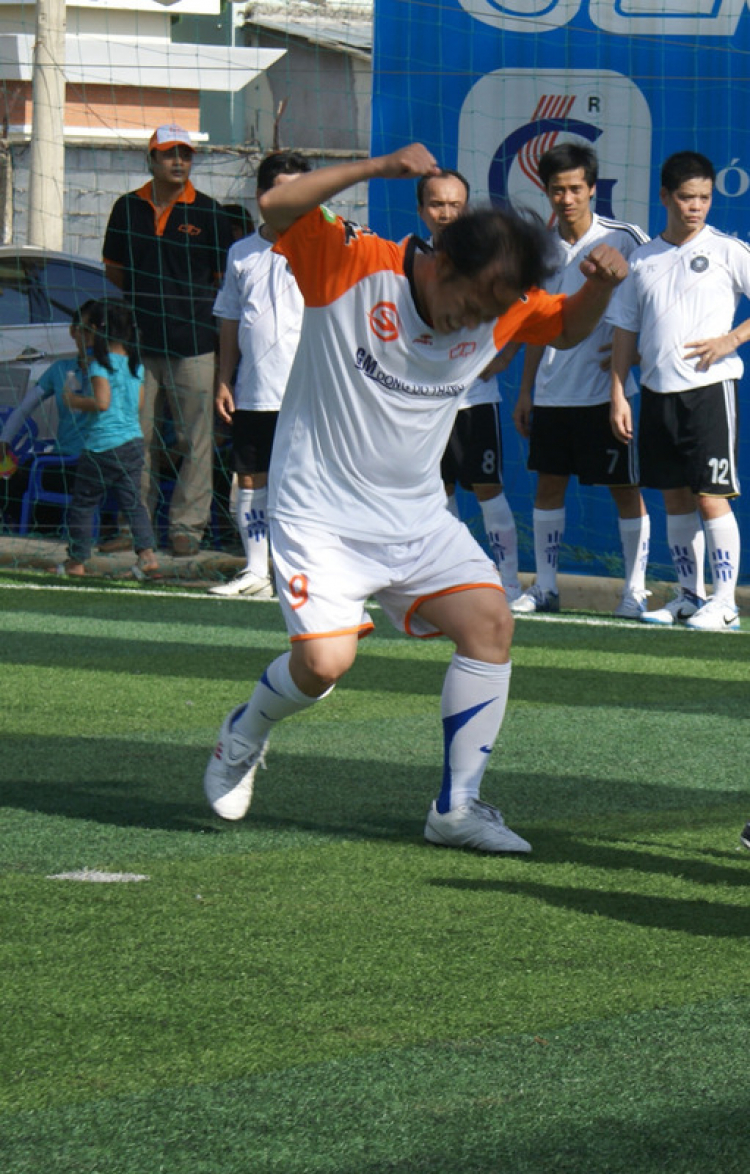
left=61, top=300, right=158, bottom=578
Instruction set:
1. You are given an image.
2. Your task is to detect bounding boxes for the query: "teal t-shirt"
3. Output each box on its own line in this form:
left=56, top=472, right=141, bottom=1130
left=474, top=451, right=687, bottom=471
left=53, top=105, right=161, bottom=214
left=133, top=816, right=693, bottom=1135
left=37, top=358, right=92, bottom=456
left=85, top=354, right=144, bottom=453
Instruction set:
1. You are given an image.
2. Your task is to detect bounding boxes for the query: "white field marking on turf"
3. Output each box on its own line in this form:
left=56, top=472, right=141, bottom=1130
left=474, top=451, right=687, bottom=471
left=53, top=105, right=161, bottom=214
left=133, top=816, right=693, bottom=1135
left=1, top=580, right=747, bottom=634
left=46, top=870, right=150, bottom=883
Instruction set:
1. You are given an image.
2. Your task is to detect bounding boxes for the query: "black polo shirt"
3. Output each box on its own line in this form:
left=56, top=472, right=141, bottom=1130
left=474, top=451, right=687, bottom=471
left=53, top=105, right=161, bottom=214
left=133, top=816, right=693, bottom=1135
left=103, top=181, right=234, bottom=358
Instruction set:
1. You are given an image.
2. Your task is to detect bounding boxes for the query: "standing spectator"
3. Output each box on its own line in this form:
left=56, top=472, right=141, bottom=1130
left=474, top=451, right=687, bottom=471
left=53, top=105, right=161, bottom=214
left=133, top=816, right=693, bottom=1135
left=58, top=301, right=158, bottom=580
left=210, top=151, right=311, bottom=598
left=202, top=142, right=629, bottom=854
left=103, top=125, right=234, bottom=557
left=511, top=142, right=651, bottom=618
left=610, top=150, right=750, bottom=630
left=417, top=170, right=523, bottom=600
left=222, top=203, right=256, bottom=242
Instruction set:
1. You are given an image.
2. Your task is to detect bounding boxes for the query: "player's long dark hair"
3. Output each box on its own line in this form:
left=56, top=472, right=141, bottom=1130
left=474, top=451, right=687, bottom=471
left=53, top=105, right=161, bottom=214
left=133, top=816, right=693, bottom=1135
left=86, top=300, right=141, bottom=377
left=436, top=205, right=556, bottom=292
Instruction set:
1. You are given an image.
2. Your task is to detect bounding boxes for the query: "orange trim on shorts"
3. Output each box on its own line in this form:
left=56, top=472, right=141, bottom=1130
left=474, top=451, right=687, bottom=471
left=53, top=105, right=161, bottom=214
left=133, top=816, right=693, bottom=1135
left=404, top=582, right=505, bottom=639
left=289, top=621, right=375, bottom=643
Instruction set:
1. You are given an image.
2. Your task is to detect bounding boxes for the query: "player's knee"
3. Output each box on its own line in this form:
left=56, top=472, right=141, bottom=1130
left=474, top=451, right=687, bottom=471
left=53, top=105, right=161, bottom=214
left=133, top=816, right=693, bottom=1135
left=290, top=640, right=356, bottom=693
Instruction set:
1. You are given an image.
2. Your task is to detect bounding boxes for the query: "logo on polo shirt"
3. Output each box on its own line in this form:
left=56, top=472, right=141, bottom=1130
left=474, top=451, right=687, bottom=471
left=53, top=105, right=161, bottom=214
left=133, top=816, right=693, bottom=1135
left=179, top=224, right=202, bottom=237
left=368, top=302, right=400, bottom=342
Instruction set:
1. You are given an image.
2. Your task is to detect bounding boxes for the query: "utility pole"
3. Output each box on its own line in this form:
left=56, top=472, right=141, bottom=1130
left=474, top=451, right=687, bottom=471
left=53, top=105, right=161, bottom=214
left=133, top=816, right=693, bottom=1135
left=28, top=0, right=66, bottom=249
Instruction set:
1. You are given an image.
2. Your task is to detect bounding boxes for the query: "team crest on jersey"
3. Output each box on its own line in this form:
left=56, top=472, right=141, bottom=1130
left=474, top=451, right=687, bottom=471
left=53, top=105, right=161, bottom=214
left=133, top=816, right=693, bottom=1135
left=368, top=302, right=400, bottom=342
left=449, top=341, right=477, bottom=359
left=691, top=256, right=709, bottom=272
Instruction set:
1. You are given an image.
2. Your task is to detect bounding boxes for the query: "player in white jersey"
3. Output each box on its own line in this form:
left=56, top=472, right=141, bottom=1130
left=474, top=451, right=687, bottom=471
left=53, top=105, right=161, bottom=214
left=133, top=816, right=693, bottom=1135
left=511, top=142, right=651, bottom=619
left=610, top=150, right=750, bottom=631
left=203, top=142, right=629, bottom=853
left=417, top=170, right=523, bottom=601
left=210, top=151, right=310, bottom=598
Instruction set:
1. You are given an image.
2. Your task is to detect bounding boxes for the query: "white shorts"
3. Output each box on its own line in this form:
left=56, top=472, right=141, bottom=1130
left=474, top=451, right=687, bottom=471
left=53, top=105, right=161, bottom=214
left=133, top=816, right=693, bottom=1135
left=269, top=516, right=502, bottom=641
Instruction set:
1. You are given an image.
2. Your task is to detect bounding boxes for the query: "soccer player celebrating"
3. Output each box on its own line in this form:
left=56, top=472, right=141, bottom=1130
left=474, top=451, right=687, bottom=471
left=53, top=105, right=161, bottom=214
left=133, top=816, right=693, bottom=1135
left=203, top=143, right=628, bottom=853
left=610, top=151, right=750, bottom=630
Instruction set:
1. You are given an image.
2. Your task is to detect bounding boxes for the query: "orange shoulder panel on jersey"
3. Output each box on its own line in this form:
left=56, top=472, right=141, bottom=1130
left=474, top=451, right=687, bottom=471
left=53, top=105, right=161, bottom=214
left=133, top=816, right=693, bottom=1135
left=492, top=288, right=565, bottom=350
left=273, top=207, right=405, bottom=307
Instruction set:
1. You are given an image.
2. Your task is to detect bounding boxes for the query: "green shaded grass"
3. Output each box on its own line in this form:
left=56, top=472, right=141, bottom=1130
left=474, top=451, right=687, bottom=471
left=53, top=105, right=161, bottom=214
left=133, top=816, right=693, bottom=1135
left=1, top=575, right=749, bottom=1170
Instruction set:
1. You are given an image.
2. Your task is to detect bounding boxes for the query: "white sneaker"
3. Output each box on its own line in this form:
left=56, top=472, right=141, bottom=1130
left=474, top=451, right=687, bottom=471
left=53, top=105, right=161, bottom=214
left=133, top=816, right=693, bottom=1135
left=503, top=582, right=524, bottom=605
left=204, top=706, right=268, bottom=820
left=640, top=588, right=705, bottom=626
left=424, top=799, right=531, bottom=854
left=614, top=588, right=652, bottom=618
left=208, top=569, right=274, bottom=599
left=510, top=584, right=560, bottom=615
left=684, top=597, right=740, bottom=631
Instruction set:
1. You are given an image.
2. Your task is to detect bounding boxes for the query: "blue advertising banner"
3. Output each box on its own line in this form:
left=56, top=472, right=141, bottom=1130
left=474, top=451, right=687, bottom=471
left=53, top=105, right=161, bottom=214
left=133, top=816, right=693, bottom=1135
left=371, top=0, right=750, bottom=582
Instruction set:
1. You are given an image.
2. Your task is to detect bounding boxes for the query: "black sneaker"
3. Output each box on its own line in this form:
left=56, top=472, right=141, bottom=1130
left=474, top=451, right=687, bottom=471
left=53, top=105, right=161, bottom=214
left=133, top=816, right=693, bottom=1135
left=740, top=822, right=750, bottom=851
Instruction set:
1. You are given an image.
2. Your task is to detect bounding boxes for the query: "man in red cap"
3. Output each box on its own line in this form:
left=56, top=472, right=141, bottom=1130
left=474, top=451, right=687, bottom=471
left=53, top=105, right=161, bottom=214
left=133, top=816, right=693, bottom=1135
left=103, top=125, right=234, bottom=556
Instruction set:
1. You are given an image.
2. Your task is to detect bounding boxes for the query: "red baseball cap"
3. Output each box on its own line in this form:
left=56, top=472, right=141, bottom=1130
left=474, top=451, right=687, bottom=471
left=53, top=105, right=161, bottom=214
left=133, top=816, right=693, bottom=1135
left=148, top=124, right=195, bottom=153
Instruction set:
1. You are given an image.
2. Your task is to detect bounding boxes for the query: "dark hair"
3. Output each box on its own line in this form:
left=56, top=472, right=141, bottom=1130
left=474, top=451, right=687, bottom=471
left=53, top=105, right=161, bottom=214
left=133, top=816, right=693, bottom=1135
left=660, top=151, right=715, bottom=193
left=86, top=300, right=140, bottom=377
left=436, top=205, right=556, bottom=291
left=256, top=150, right=311, bottom=196
left=416, top=169, right=470, bottom=208
left=222, top=203, right=255, bottom=237
left=71, top=299, right=99, bottom=328
left=538, top=143, right=598, bottom=190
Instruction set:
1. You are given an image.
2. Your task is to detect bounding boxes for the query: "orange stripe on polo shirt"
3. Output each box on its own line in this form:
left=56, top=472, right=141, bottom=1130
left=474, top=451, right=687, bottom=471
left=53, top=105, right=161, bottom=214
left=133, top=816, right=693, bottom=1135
left=135, top=179, right=197, bottom=238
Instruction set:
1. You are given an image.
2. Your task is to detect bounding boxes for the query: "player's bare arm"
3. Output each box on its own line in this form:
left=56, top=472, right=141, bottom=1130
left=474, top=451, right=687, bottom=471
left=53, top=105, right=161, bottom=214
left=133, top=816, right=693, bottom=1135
left=684, top=316, right=750, bottom=372
left=259, top=144, right=440, bottom=234
left=215, top=318, right=240, bottom=424
left=513, top=343, right=544, bottom=438
left=479, top=340, right=523, bottom=381
left=609, top=326, right=639, bottom=443
left=550, top=244, right=629, bottom=349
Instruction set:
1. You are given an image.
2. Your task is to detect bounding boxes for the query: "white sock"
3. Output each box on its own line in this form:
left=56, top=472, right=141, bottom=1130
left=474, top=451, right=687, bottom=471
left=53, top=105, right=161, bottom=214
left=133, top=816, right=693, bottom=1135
left=236, top=486, right=269, bottom=579
left=232, top=653, right=333, bottom=747
left=618, top=514, right=650, bottom=594
left=445, top=492, right=460, bottom=519
left=480, top=492, right=520, bottom=589
left=533, top=507, right=565, bottom=593
left=703, top=512, right=740, bottom=604
left=436, top=654, right=511, bottom=814
left=666, top=511, right=706, bottom=598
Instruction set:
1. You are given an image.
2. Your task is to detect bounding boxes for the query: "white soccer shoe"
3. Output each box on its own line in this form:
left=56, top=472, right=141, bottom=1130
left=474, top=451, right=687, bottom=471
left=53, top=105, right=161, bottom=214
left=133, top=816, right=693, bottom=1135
left=684, top=597, right=740, bottom=631
left=502, top=582, right=524, bottom=605
left=510, top=585, right=560, bottom=615
left=613, top=588, right=651, bottom=619
left=204, top=706, right=268, bottom=820
left=640, top=588, right=705, bottom=626
left=208, top=569, right=274, bottom=599
left=424, top=799, right=532, bottom=854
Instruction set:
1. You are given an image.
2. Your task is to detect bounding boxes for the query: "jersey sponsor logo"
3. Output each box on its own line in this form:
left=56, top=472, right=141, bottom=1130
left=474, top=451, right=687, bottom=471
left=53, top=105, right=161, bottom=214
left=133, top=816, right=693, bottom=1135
left=458, top=70, right=651, bottom=229
left=413, top=333, right=434, bottom=346
left=691, top=255, right=709, bottom=272
left=178, top=224, right=202, bottom=237
left=354, top=347, right=464, bottom=398
left=368, top=301, right=401, bottom=342
left=449, top=341, right=478, bottom=359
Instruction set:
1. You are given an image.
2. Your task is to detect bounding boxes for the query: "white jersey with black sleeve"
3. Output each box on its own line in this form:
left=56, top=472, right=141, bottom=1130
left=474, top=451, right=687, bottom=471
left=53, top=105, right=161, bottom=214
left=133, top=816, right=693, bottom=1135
left=534, top=213, right=649, bottom=407
left=606, top=224, right=750, bottom=392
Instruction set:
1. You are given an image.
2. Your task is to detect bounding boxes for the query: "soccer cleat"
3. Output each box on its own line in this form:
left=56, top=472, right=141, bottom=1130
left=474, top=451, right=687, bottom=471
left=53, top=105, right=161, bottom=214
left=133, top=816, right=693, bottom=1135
left=740, top=822, right=750, bottom=851
left=204, top=706, right=268, bottom=820
left=510, top=584, right=560, bottom=615
left=424, top=799, right=532, bottom=854
left=613, top=588, right=652, bottom=619
left=684, top=597, right=740, bottom=631
left=640, top=588, right=705, bottom=626
left=208, top=569, right=274, bottom=599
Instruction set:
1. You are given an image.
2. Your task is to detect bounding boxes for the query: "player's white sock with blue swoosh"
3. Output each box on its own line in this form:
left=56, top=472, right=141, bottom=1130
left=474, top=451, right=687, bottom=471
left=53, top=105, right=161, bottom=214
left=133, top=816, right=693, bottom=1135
left=436, top=654, right=511, bottom=814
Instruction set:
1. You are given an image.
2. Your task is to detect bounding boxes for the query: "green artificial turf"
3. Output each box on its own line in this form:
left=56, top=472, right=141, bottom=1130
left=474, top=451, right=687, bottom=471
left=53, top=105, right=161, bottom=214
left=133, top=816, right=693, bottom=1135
left=1, top=573, right=749, bottom=1172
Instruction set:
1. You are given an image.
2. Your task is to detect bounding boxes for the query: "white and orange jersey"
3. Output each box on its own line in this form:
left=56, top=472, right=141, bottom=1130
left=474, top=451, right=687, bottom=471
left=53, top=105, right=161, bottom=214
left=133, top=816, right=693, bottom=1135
left=269, top=208, right=565, bottom=542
